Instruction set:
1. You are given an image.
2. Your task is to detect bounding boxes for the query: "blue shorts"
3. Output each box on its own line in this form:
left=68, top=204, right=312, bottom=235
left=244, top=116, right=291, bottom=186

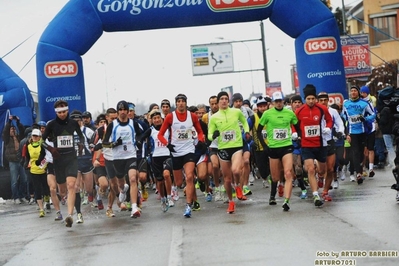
left=301, top=147, right=327, bottom=163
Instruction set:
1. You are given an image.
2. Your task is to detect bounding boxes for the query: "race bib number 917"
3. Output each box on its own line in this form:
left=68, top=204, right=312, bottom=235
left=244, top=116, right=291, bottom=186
left=304, top=125, right=320, bottom=138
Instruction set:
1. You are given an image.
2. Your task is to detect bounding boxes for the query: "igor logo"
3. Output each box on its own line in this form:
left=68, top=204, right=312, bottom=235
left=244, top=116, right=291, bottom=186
left=207, top=0, right=273, bottom=12
left=327, top=93, right=344, bottom=106
left=304, top=37, right=337, bottom=55
left=45, top=61, right=78, bottom=78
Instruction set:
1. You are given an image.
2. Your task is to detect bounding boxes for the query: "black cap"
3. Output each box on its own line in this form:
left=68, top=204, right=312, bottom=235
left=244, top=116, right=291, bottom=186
left=217, top=91, right=229, bottom=102
left=116, top=100, right=129, bottom=110
left=161, top=99, right=171, bottom=107
left=82, top=111, right=91, bottom=118
left=70, top=110, right=82, bottom=119
left=303, top=84, right=317, bottom=98
left=232, top=93, right=243, bottom=102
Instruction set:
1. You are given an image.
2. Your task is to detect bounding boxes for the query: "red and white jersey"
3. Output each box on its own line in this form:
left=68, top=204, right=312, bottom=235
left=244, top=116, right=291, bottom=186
left=151, top=126, right=170, bottom=158
left=170, top=111, right=195, bottom=157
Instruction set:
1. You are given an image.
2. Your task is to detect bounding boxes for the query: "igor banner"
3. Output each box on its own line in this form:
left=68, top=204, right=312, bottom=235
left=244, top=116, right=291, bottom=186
left=341, top=34, right=371, bottom=78
left=37, top=0, right=348, bottom=120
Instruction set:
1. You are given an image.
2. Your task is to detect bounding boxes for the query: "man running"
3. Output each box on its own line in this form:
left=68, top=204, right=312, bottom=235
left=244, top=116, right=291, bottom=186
left=208, top=91, right=251, bottom=214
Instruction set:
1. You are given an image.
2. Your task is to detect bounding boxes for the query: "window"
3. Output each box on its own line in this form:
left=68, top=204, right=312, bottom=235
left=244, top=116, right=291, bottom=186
left=371, top=15, right=397, bottom=45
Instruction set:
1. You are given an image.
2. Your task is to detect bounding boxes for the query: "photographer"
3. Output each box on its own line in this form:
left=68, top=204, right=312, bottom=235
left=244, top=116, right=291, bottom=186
left=2, top=115, right=27, bottom=204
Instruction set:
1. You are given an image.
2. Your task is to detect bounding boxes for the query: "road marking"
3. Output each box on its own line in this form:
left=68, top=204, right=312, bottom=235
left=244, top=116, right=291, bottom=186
left=168, top=225, right=183, bottom=266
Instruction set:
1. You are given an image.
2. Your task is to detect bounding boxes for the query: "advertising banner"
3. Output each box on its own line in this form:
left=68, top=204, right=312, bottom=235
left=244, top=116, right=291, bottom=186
left=341, top=34, right=372, bottom=78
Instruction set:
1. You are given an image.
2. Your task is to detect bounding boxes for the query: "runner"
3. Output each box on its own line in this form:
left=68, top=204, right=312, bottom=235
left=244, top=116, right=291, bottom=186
left=208, top=91, right=251, bottom=214
left=295, top=84, right=333, bottom=207
left=342, top=85, right=376, bottom=184
left=41, top=100, right=85, bottom=227
left=158, top=94, right=205, bottom=218
left=257, top=91, right=298, bottom=211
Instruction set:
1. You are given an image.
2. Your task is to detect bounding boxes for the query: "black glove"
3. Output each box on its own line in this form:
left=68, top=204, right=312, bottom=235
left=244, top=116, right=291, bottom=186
left=94, top=143, right=103, bottom=151
left=359, top=116, right=365, bottom=122
left=244, top=132, right=252, bottom=143
left=195, top=141, right=207, bottom=154
left=111, top=137, right=122, bottom=148
left=336, top=132, right=345, bottom=140
left=212, top=130, right=220, bottom=140
left=167, top=144, right=176, bottom=153
left=35, top=160, right=41, bottom=166
left=135, top=136, right=143, bottom=150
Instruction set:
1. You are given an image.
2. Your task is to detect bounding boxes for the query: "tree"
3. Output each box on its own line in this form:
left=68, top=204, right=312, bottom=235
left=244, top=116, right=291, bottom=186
left=333, top=7, right=346, bottom=35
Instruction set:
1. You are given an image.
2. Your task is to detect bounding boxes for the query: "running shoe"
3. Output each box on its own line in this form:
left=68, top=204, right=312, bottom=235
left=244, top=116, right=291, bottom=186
left=235, top=186, right=247, bottom=201
left=131, top=206, right=141, bottom=218
left=369, top=170, right=375, bottom=178
left=168, top=198, right=175, bottom=207
left=206, top=193, right=212, bottom=202
left=198, top=181, right=206, bottom=192
left=227, top=201, right=235, bottom=214
left=82, top=197, right=89, bottom=205
left=106, top=209, right=115, bottom=217
left=350, top=175, right=356, bottom=182
left=214, top=187, right=222, bottom=202
left=152, top=183, right=156, bottom=191
left=39, top=209, right=45, bottom=218
left=300, top=190, right=308, bottom=199
left=45, top=202, right=51, bottom=213
left=55, top=211, right=63, bottom=221
left=120, top=202, right=128, bottom=211
left=161, top=198, right=169, bottom=212
left=339, top=170, right=346, bottom=181
left=357, top=174, right=364, bottom=185
left=269, top=196, right=277, bottom=205
left=88, top=194, right=94, bottom=203
left=262, top=179, right=269, bottom=188
left=14, top=198, right=21, bottom=204
left=332, top=180, right=339, bottom=189
left=126, top=202, right=132, bottom=211
left=118, top=183, right=129, bottom=203
left=322, top=192, right=332, bottom=201
left=142, top=188, right=149, bottom=201
left=318, top=177, right=324, bottom=188
left=172, top=187, right=179, bottom=201
left=97, top=199, right=104, bottom=210
left=192, top=201, right=201, bottom=211
left=249, top=174, right=255, bottom=186
left=313, top=194, right=324, bottom=207
left=195, top=180, right=200, bottom=189
left=243, top=185, right=252, bottom=196
left=282, top=200, right=290, bottom=212
left=28, top=198, right=35, bottom=205
left=278, top=183, right=284, bottom=197
left=77, top=213, right=84, bottom=224
left=65, top=215, right=73, bottom=227
left=183, top=205, right=192, bottom=218
left=61, top=196, right=67, bottom=205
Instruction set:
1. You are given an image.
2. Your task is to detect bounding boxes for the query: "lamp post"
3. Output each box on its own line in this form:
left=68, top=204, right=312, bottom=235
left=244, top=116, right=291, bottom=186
left=96, top=61, right=109, bottom=110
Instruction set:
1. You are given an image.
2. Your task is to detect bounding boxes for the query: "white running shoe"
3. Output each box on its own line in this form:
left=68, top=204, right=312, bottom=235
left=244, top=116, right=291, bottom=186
left=339, top=171, right=346, bottom=181
left=118, top=184, right=129, bottom=203
left=332, top=180, right=339, bottom=189
left=350, top=175, right=356, bottom=182
left=168, top=198, right=175, bottom=207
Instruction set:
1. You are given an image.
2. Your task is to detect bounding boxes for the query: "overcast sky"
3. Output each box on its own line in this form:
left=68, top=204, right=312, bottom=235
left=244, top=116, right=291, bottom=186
left=0, top=0, right=357, bottom=114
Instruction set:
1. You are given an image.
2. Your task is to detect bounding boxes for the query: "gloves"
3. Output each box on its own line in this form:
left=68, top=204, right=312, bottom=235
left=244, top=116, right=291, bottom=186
left=195, top=141, right=208, bottom=154
left=48, top=146, right=60, bottom=160
left=359, top=116, right=365, bottom=122
left=292, top=132, right=298, bottom=140
left=322, top=127, right=331, bottom=135
left=35, top=160, right=41, bottom=166
left=167, top=144, right=176, bottom=153
left=111, top=137, right=122, bottom=148
left=135, top=136, right=143, bottom=150
left=94, top=143, right=103, bottom=151
left=336, top=132, right=345, bottom=140
left=212, top=130, right=220, bottom=140
left=244, top=132, right=252, bottom=143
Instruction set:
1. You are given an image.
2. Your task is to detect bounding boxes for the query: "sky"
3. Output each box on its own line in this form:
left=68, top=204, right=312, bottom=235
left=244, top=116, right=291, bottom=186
left=0, top=0, right=358, bottom=115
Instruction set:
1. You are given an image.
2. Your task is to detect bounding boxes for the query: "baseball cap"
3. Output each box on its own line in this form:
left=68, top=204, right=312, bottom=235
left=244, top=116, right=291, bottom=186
left=32, top=129, right=41, bottom=137
left=82, top=111, right=91, bottom=118
left=272, top=91, right=284, bottom=101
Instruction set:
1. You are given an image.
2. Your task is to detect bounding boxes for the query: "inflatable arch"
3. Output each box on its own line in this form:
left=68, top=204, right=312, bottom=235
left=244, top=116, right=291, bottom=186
left=0, top=58, right=36, bottom=165
left=37, top=0, right=347, bottom=121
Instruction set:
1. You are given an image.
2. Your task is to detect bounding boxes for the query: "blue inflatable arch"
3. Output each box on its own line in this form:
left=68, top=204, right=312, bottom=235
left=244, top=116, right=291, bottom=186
left=37, top=0, right=347, bottom=121
left=0, top=58, right=36, bottom=165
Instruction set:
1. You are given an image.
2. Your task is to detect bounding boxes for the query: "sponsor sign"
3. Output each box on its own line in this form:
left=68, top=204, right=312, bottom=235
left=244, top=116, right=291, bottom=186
left=207, top=0, right=273, bottom=12
left=340, top=34, right=371, bottom=78
left=304, top=37, right=337, bottom=55
left=266, top=81, right=281, bottom=97
left=44, top=61, right=78, bottom=78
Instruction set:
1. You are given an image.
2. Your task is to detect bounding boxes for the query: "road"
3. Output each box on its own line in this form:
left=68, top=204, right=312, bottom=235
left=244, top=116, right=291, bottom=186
left=1, top=167, right=398, bottom=266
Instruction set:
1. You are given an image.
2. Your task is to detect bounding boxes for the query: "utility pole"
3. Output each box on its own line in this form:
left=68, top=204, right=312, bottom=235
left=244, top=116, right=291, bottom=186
left=260, top=21, right=269, bottom=84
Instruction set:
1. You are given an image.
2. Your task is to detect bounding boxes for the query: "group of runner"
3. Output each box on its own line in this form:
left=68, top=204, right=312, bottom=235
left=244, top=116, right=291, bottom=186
left=22, top=82, right=381, bottom=227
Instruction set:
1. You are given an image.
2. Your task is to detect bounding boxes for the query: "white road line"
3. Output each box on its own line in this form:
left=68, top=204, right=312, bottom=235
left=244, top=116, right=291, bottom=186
left=168, top=225, right=183, bottom=266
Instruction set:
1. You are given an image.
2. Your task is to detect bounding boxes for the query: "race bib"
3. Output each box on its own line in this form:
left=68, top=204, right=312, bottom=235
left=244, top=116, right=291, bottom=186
left=57, top=135, right=73, bottom=148
left=304, top=125, right=320, bottom=138
left=261, top=129, right=267, bottom=140
left=176, top=129, right=192, bottom=141
left=221, top=130, right=236, bottom=142
left=350, top=115, right=362, bottom=124
left=273, top=129, right=288, bottom=140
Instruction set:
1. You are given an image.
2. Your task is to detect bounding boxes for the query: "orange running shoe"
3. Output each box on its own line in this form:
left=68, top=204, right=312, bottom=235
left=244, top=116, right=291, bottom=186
left=322, top=191, right=332, bottom=201
left=227, top=201, right=235, bottom=214
left=235, top=186, right=247, bottom=201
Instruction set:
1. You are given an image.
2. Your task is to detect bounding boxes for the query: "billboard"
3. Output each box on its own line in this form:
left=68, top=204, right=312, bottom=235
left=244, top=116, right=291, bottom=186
left=191, top=43, right=234, bottom=75
left=341, top=34, right=372, bottom=78
left=266, top=82, right=282, bottom=97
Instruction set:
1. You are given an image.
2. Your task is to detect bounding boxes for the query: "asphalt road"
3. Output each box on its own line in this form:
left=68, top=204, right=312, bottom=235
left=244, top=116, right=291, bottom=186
left=1, top=167, right=399, bottom=266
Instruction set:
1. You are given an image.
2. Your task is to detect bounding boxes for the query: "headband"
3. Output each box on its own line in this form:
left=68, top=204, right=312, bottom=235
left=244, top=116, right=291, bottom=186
left=55, top=106, right=69, bottom=113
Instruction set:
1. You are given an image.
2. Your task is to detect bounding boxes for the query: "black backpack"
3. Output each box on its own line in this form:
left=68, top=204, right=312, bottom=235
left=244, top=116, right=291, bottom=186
left=377, top=86, right=399, bottom=112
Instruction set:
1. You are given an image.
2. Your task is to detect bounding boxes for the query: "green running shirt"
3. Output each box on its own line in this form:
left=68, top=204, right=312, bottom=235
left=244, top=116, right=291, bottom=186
left=259, top=107, right=298, bottom=148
